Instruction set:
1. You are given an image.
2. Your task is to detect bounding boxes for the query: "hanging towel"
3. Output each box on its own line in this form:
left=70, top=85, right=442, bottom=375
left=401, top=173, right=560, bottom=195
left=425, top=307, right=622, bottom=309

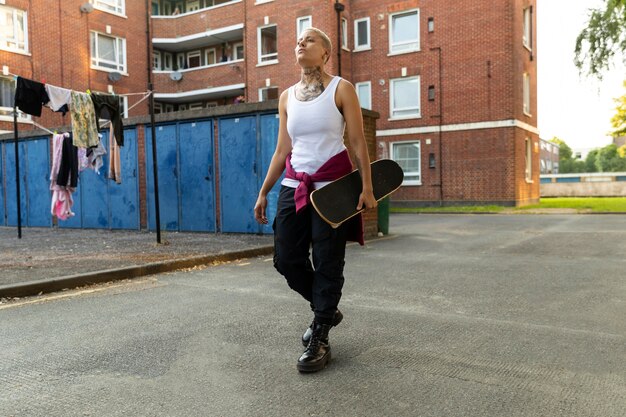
left=15, top=77, right=50, bottom=117
left=50, top=133, right=75, bottom=221
left=90, top=93, right=124, bottom=146
left=108, top=128, right=122, bottom=184
left=45, top=84, right=71, bottom=116
left=56, top=134, right=79, bottom=188
left=70, top=91, right=100, bottom=148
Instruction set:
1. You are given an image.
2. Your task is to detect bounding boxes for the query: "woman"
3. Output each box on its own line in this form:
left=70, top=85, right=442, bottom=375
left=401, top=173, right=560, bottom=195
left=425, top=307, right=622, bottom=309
left=254, top=27, right=376, bottom=373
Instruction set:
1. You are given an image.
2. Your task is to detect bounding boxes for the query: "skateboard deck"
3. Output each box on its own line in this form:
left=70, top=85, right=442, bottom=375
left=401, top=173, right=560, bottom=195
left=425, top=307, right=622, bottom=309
left=310, top=159, right=404, bottom=228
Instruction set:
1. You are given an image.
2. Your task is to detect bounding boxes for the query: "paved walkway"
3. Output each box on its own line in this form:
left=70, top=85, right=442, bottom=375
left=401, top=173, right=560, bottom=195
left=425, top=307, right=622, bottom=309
left=0, top=227, right=273, bottom=298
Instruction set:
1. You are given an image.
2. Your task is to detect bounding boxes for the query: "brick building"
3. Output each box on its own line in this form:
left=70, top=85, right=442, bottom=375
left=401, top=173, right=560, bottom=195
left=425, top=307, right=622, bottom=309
left=1, top=0, right=539, bottom=207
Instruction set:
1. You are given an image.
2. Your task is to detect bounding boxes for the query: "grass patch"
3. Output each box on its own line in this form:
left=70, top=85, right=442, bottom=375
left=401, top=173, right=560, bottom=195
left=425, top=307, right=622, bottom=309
left=515, top=197, right=626, bottom=212
left=390, top=198, right=626, bottom=213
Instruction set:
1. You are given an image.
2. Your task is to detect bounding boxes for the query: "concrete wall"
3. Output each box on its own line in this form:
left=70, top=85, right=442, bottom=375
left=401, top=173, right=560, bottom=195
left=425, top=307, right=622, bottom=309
left=541, top=173, right=626, bottom=197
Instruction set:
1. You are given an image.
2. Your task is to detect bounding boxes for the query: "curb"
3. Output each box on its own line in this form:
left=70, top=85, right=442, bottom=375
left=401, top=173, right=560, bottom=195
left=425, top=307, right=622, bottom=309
left=0, top=246, right=274, bottom=299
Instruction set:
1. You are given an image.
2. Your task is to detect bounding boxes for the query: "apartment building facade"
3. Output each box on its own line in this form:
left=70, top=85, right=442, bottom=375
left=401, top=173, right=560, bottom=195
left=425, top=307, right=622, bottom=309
left=1, top=0, right=539, bottom=206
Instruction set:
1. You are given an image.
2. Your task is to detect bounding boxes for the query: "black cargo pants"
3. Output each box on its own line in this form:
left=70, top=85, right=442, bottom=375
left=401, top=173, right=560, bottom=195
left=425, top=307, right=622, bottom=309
left=273, top=186, right=347, bottom=325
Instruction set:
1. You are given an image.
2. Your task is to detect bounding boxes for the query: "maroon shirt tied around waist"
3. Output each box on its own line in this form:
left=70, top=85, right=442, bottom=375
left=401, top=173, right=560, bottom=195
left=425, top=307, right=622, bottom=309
left=285, top=150, right=364, bottom=245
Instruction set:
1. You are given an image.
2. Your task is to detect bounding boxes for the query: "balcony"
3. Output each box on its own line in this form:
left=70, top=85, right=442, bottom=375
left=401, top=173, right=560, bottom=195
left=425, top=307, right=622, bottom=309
left=152, top=24, right=244, bottom=53
left=151, top=1, right=243, bottom=40
left=153, top=60, right=245, bottom=103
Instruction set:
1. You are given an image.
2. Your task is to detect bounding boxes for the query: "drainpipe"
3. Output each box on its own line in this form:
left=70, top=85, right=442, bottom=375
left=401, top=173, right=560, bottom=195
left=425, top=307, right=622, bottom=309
left=334, top=0, right=345, bottom=76
left=430, top=46, right=444, bottom=206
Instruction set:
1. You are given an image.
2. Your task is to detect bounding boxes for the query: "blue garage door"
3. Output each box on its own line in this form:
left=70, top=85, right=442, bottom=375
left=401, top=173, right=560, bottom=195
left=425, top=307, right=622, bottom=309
left=25, top=137, right=52, bottom=227
left=179, top=120, right=215, bottom=232
left=81, top=134, right=110, bottom=229
left=219, top=116, right=258, bottom=233
left=5, top=140, right=28, bottom=227
left=0, top=142, right=5, bottom=226
left=259, top=113, right=281, bottom=234
left=146, top=124, right=179, bottom=231
left=109, top=128, right=140, bottom=229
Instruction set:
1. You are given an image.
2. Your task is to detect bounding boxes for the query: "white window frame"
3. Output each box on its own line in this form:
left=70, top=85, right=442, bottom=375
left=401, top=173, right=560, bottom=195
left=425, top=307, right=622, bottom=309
left=391, top=141, right=421, bottom=186
left=525, top=137, right=533, bottom=182
left=0, top=76, right=31, bottom=122
left=259, top=86, right=279, bottom=102
left=341, top=18, right=348, bottom=50
left=187, top=50, right=201, bottom=68
left=164, top=104, right=175, bottom=113
left=186, top=0, right=200, bottom=12
left=296, top=16, right=312, bottom=39
left=232, top=42, right=244, bottom=60
left=189, top=102, right=203, bottom=110
left=206, top=101, right=218, bottom=108
left=178, top=104, right=188, bottom=111
left=0, top=6, right=29, bottom=54
left=176, top=53, right=185, bottom=70
left=90, top=0, right=125, bottom=16
left=153, top=50, right=162, bottom=70
left=90, top=31, right=127, bottom=73
left=354, top=17, right=370, bottom=51
left=257, top=24, right=278, bottom=65
left=254, top=0, right=274, bottom=4
left=523, top=7, right=532, bottom=51
left=163, top=52, right=173, bottom=70
left=355, top=81, right=372, bottom=110
left=389, top=8, right=420, bottom=55
left=153, top=102, right=163, bottom=114
left=205, top=48, right=217, bottom=66
left=523, top=72, right=531, bottom=116
left=390, top=76, right=421, bottom=120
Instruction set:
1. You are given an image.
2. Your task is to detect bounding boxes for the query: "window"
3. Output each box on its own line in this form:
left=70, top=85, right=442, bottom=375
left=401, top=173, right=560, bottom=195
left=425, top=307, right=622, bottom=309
left=390, top=76, right=420, bottom=119
left=206, top=102, right=218, bottom=108
left=428, top=85, right=435, bottom=101
left=233, top=42, right=244, bottom=60
left=391, top=141, right=421, bottom=185
left=341, top=18, right=348, bottom=49
left=525, top=138, right=532, bottom=181
left=355, top=81, right=371, bottom=110
left=153, top=102, right=163, bottom=114
left=187, top=50, right=201, bottom=68
left=259, top=87, right=279, bottom=101
left=389, top=9, right=419, bottom=54
left=297, top=16, right=312, bottom=39
left=163, top=52, right=173, bottom=70
left=354, top=17, right=370, bottom=51
left=258, top=25, right=278, bottom=64
left=206, top=48, right=216, bottom=65
left=153, top=51, right=161, bottom=70
left=176, top=53, right=185, bottom=70
left=164, top=104, right=174, bottom=113
left=523, top=73, right=531, bottom=115
left=523, top=7, right=532, bottom=50
left=0, top=6, right=28, bottom=53
left=90, top=32, right=127, bottom=72
left=0, top=77, right=26, bottom=121
left=151, top=1, right=159, bottom=15
left=189, top=102, right=203, bottom=110
left=187, top=0, right=200, bottom=12
left=90, top=0, right=125, bottom=15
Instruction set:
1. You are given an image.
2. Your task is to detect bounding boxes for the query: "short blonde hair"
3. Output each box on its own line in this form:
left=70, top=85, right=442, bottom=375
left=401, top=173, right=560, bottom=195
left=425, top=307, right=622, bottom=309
left=302, top=27, right=332, bottom=63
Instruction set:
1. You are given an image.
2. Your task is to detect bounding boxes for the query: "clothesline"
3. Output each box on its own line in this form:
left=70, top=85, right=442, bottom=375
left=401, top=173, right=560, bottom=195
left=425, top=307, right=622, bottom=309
left=6, top=71, right=151, bottom=97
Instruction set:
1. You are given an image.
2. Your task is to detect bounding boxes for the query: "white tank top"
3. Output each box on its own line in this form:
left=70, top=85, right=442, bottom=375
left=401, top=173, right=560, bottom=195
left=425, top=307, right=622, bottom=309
left=281, top=76, right=347, bottom=189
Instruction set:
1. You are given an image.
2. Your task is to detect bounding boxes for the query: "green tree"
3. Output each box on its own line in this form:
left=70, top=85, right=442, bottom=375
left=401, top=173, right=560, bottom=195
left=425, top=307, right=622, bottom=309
left=595, top=143, right=626, bottom=171
left=549, top=137, right=572, bottom=159
left=585, top=149, right=599, bottom=172
left=610, top=81, right=626, bottom=137
left=574, top=0, right=626, bottom=79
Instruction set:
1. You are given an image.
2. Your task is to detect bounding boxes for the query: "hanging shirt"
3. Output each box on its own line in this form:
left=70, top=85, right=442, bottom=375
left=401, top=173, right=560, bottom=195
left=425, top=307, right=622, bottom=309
left=108, top=128, right=122, bottom=184
left=87, top=137, right=107, bottom=174
left=50, top=133, right=76, bottom=221
left=70, top=91, right=100, bottom=148
left=15, top=77, right=50, bottom=117
left=45, top=84, right=72, bottom=116
left=90, top=93, right=124, bottom=146
left=56, top=133, right=79, bottom=188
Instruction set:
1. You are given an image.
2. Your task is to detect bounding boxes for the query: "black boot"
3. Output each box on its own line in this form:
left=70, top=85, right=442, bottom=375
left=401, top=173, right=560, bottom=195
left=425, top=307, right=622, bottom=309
left=302, top=309, right=343, bottom=347
left=297, top=322, right=332, bottom=373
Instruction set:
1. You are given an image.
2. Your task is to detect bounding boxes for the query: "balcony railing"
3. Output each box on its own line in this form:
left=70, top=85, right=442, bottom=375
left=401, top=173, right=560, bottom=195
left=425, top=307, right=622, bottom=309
left=151, top=1, right=243, bottom=40
left=153, top=60, right=245, bottom=96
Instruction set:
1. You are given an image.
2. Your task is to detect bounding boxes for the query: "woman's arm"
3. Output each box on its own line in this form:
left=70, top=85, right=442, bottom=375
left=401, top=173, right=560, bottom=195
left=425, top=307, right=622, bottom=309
left=254, top=90, right=293, bottom=224
left=337, top=79, right=377, bottom=211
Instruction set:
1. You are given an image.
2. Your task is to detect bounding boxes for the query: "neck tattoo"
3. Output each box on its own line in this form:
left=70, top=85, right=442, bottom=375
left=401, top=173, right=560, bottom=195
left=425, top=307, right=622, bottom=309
left=295, top=67, right=325, bottom=101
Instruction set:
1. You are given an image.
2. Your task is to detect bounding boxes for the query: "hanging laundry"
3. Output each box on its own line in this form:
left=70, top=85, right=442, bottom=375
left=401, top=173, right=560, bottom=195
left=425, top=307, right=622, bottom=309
left=56, top=133, right=79, bottom=188
left=45, top=84, right=71, bottom=116
left=77, top=148, right=89, bottom=172
left=15, top=77, right=50, bottom=117
left=87, top=138, right=107, bottom=174
left=90, top=92, right=124, bottom=146
left=50, top=133, right=75, bottom=221
left=108, top=128, right=122, bottom=184
left=70, top=91, right=100, bottom=148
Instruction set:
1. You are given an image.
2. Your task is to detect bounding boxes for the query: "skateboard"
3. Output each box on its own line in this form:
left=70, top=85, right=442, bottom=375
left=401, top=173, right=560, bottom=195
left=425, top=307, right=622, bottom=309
left=310, top=159, right=404, bottom=228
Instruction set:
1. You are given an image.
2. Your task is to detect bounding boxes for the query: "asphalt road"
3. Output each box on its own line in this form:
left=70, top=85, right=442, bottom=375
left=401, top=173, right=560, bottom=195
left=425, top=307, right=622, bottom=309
left=1, top=214, right=625, bottom=416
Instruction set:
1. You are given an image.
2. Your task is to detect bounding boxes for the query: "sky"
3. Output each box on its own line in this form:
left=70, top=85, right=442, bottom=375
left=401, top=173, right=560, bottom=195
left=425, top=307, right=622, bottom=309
left=537, top=0, right=625, bottom=150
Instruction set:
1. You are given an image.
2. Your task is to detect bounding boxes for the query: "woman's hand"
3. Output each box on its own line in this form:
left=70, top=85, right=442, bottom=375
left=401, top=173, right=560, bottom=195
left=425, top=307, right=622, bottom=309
left=357, top=189, right=377, bottom=211
left=254, top=194, right=269, bottom=224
